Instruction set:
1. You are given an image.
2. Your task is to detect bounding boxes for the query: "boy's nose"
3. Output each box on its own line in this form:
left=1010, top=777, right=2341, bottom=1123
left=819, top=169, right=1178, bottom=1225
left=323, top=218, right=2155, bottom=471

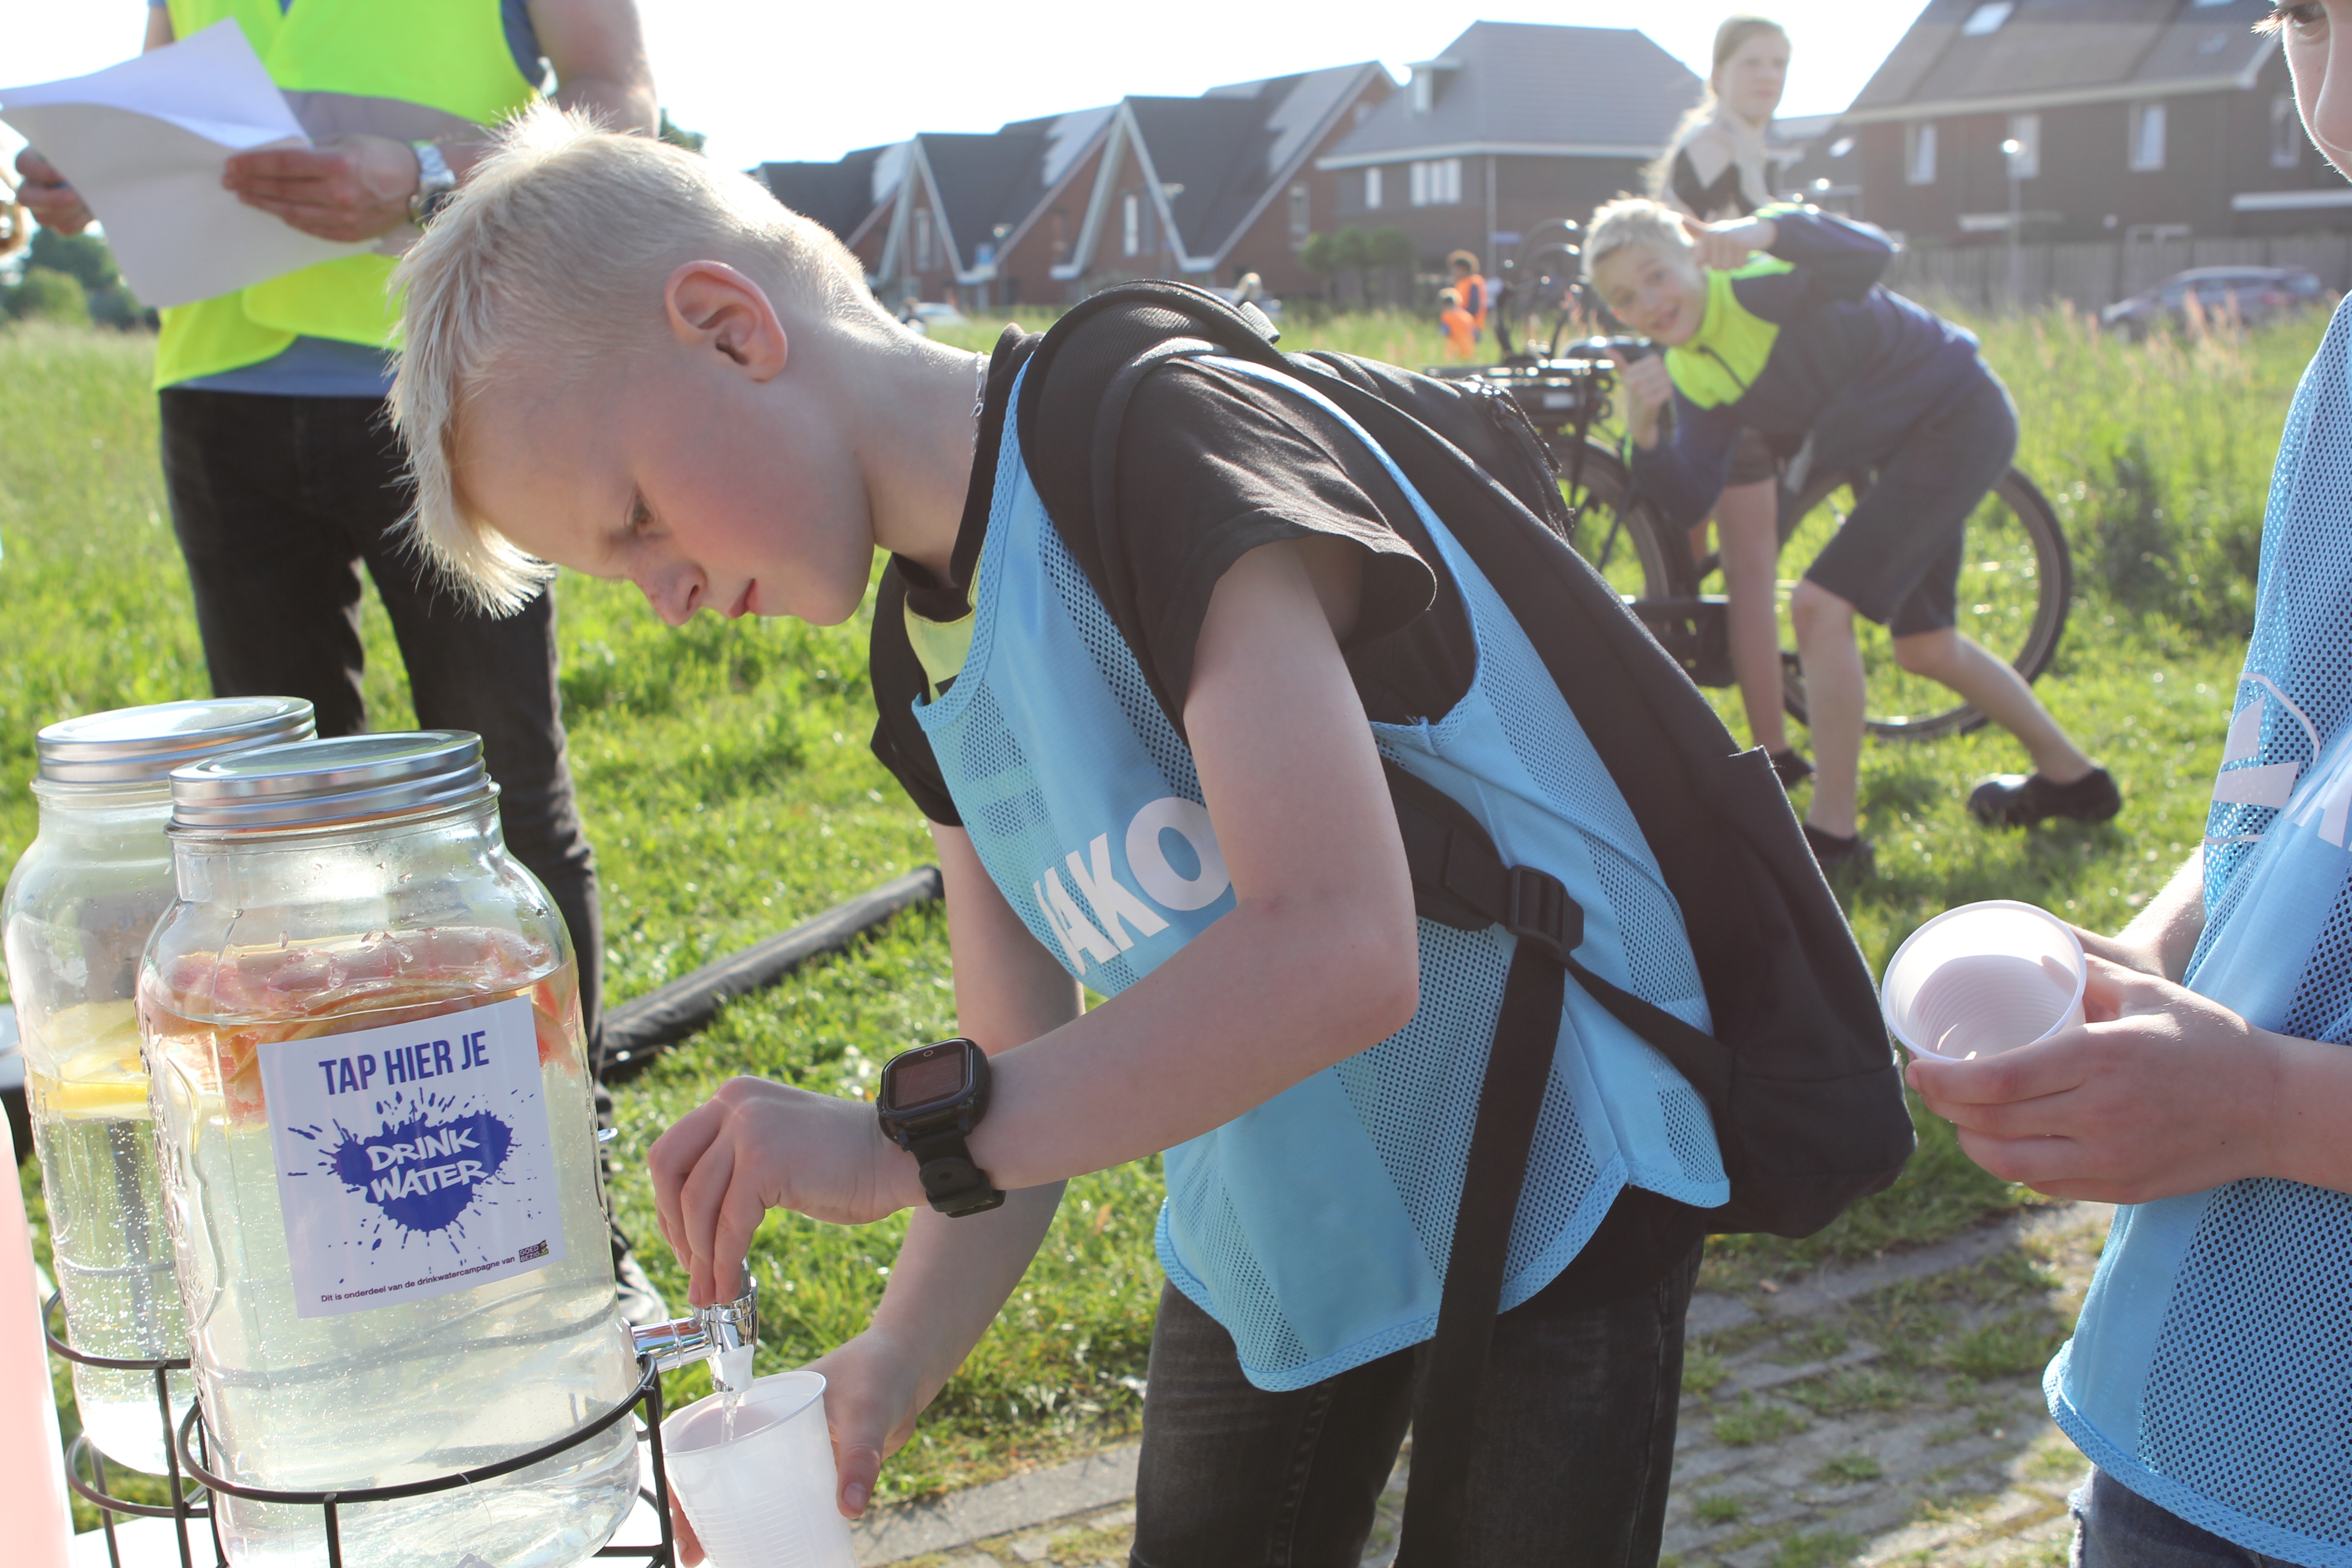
left=639, top=567, right=703, bottom=626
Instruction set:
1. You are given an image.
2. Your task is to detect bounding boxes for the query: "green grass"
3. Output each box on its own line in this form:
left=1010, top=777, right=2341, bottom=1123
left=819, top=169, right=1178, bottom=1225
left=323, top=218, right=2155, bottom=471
left=2, top=302, right=2325, bottom=1509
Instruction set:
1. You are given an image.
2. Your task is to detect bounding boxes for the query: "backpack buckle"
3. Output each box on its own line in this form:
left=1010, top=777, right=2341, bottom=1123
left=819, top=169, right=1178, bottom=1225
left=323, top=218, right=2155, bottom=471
left=1503, top=866, right=1581, bottom=964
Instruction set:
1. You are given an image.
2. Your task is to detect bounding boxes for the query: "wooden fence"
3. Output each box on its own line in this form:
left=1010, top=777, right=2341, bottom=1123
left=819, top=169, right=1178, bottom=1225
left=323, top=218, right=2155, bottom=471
left=1881, top=233, right=2352, bottom=315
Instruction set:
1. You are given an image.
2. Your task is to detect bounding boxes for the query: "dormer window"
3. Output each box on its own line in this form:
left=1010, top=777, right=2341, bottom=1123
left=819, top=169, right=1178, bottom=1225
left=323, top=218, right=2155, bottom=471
left=1411, top=70, right=1434, bottom=114
left=1961, top=2, right=2014, bottom=36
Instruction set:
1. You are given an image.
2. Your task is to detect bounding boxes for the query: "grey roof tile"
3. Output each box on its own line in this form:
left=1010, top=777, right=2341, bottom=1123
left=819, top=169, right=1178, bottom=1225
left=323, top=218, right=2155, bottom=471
left=1321, top=21, right=1702, bottom=163
left=1852, top=0, right=2278, bottom=114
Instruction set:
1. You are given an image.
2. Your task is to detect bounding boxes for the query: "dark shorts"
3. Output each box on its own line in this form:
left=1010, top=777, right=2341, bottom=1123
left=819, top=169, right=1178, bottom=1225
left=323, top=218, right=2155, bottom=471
left=2071, top=1468, right=2302, bottom=1567
left=1800, top=371, right=2018, bottom=637
left=1129, top=1242, right=1701, bottom=1568
left=1725, top=426, right=1779, bottom=488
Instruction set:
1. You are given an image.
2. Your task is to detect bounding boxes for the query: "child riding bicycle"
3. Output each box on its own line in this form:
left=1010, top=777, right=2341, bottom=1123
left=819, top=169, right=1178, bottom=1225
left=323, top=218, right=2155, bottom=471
left=1587, top=197, right=2119, bottom=872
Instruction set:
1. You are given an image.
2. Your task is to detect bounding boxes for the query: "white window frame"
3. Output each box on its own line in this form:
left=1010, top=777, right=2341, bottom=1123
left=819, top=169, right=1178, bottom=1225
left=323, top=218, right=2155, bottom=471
left=1411, top=70, right=1433, bottom=114
left=1288, top=182, right=1308, bottom=244
left=913, top=206, right=932, bottom=271
left=2274, top=93, right=2305, bottom=169
left=1409, top=157, right=1461, bottom=207
left=1905, top=122, right=1938, bottom=186
left=1122, top=191, right=1141, bottom=257
left=2130, top=102, right=2167, bottom=172
left=2006, top=113, right=2039, bottom=180
left=1364, top=166, right=1383, bottom=211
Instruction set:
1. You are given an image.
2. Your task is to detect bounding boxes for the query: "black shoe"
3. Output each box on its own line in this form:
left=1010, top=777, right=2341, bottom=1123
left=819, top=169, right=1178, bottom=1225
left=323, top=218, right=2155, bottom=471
left=1803, top=822, right=1874, bottom=878
left=1769, top=749, right=1814, bottom=789
left=1967, top=767, right=2122, bottom=829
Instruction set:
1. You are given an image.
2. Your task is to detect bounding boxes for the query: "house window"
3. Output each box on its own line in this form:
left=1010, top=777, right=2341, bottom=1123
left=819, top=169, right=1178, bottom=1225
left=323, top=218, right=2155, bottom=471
left=1123, top=191, right=1141, bottom=257
left=1364, top=166, right=1383, bottom=211
left=1904, top=122, right=1937, bottom=186
left=914, top=207, right=933, bottom=271
left=2006, top=113, right=2039, bottom=179
left=1409, top=157, right=1461, bottom=206
left=2274, top=93, right=2305, bottom=168
left=2129, top=102, right=2166, bottom=172
left=1289, top=183, right=1309, bottom=245
left=1411, top=70, right=1433, bottom=114
left=1960, top=1, right=2013, bottom=36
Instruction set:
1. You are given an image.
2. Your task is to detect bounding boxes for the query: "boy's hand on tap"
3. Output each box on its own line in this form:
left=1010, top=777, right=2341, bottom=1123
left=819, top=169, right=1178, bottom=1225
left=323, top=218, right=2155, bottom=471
left=648, top=1076, right=916, bottom=1307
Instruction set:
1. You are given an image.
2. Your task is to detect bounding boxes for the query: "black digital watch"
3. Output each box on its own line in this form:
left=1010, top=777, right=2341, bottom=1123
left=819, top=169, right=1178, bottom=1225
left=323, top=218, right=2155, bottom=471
left=876, top=1038, right=1004, bottom=1217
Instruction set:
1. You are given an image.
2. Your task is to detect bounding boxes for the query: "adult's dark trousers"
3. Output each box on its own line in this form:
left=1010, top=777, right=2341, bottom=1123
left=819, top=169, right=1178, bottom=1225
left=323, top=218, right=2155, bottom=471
left=1129, top=1241, right=1701, bottom=1568
left=157, top=388, right=605, bottom=1058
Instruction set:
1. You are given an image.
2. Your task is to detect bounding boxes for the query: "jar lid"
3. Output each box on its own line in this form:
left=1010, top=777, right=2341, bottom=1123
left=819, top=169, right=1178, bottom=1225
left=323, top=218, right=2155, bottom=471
left=36, top=697, right=318, bottom=785
left=170, top=731, right=495, bottom=832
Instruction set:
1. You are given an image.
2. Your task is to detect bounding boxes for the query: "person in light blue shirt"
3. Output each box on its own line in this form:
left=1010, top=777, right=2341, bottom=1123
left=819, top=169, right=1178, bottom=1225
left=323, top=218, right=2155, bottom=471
left=1911, top=7, right=2352, bottom=1563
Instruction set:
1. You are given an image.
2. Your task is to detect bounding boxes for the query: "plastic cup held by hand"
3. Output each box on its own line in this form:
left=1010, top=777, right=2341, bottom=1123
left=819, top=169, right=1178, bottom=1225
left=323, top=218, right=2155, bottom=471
left=1881, top=900, right=2087, bottom=1061
left=662, top=1370, right=855, bottom=1568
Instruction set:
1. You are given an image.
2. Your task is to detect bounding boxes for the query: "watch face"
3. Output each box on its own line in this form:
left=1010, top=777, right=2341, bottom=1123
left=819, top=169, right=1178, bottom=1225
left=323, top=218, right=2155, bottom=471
left=886, top=1044, right=971, bottom=1109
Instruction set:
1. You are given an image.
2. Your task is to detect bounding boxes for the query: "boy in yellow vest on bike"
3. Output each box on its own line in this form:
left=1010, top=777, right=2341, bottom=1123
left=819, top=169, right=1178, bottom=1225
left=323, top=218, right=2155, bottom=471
left=1587, top=198, right=2118, bottom=874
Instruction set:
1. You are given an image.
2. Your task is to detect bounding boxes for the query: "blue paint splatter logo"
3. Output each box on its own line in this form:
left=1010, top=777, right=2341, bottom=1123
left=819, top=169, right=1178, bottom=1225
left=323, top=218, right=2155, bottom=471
left=328, top=1101, right=515, bottom=1237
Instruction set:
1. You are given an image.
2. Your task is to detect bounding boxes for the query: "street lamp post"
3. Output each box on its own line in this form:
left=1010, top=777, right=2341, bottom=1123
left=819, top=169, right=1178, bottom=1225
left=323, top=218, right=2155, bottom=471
left=2001, top=137, right=2024, bottom=311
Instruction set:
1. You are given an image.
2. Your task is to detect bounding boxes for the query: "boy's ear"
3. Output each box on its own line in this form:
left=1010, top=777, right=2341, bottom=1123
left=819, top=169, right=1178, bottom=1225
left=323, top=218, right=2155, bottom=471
left=663, top=261, right=789, bottom=381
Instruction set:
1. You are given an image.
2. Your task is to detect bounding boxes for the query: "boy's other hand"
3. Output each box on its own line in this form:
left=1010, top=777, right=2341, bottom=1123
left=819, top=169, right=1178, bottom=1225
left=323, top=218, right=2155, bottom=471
left=1681, top=213, right=1778, bottom=272
left=806, top=1328, right=927, bottom=1518
left=647, top=1076, right=913, bottom=1306
left=222, top=134, right=421, bottom=242
left=1609, top=348, right=1674, bottom=449
left=1906, top=954, right=2283, bottom=1204
left=13, top=148, right=93, bottom=235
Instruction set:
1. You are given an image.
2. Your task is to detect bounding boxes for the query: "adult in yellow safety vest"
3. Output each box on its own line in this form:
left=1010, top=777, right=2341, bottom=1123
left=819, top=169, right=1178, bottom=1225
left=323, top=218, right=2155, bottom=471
left=14, top=0, right=659, bottom=1315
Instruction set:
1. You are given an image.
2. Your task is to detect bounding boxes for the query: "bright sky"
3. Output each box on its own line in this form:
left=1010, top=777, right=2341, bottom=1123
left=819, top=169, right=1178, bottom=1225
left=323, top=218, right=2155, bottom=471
left=2, top=2, right=1928, bottom=176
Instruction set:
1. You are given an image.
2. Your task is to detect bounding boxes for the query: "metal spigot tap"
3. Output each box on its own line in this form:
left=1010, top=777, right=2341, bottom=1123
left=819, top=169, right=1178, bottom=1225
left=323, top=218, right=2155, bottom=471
left=632, top=1271, right=759, bottom=1392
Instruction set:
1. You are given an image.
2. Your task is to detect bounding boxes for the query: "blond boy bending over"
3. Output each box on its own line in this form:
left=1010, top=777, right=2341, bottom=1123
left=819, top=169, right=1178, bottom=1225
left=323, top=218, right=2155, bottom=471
left=392, top=107, right=1738, bottom=1565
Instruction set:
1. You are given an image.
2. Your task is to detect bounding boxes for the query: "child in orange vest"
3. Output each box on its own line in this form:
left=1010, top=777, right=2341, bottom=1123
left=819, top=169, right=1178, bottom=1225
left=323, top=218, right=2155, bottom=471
left=1437, top=287, right=1476, bottom=359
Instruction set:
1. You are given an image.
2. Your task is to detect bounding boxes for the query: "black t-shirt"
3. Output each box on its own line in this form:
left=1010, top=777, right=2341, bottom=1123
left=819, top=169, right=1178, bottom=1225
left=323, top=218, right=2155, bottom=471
left=869, top=326, right=1708, bottom=1308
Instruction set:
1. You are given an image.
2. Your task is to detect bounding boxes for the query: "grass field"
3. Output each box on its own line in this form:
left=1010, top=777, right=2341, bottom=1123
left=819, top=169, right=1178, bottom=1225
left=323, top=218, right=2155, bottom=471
left=0, top=301, right=2321, bottom=1518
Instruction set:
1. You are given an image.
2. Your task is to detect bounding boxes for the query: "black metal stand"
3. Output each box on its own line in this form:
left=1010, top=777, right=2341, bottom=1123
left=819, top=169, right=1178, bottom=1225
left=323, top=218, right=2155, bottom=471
left=44, top=1291, right=219, bottom=1568
left=45, top=1291, right=676, bottom=1568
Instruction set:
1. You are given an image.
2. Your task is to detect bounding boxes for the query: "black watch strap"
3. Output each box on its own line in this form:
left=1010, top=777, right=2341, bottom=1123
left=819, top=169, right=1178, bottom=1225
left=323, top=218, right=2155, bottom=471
left=906, top=1127, right=1004, bottom=1216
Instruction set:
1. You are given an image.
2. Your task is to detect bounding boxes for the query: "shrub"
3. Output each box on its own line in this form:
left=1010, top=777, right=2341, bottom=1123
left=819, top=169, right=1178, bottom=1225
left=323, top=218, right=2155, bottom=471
left=3, top=267, right=90, bottom=326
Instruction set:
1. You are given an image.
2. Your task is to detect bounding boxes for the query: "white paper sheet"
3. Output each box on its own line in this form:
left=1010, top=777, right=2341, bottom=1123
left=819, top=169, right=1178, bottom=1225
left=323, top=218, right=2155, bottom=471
left=0, top=21, right=373, bottom=309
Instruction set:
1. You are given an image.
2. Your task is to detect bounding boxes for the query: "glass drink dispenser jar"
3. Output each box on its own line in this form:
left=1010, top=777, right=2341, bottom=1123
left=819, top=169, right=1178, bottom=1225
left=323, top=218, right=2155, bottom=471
left=140, top=733, right=637, bottom=1568
left=3, top=697, right=316, bottom=1473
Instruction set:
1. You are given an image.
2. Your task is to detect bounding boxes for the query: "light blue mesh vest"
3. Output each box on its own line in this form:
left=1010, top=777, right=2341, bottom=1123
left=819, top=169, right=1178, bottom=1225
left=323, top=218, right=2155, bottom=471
left=2046, top=300, right=2352, bottom=1564
left=914, top=357, right=1727, bottom=1391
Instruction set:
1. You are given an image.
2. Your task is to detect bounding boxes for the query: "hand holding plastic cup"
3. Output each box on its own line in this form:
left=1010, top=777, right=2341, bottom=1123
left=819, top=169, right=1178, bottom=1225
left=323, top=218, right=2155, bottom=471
left=1881, top=900, right=2087, bottom=1061
left=662, top=1370, right=856, bottom=1568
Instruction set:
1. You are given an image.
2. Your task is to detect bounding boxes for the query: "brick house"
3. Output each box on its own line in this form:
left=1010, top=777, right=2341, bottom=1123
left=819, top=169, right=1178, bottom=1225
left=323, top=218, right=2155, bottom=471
left=1312, top=21, right=1705, bottom=270
left=751, top=67, right=1387, bottom=306
left=1823, top=0, right=2350, bottom=248
left=1051, top=63, right=1391, bottom=297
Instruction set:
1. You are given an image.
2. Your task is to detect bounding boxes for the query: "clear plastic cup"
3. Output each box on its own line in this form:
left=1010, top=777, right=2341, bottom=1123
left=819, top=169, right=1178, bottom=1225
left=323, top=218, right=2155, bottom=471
left=1882, top=900, right=2087, bottom=1061
left=661, top=1370, right=855, bottom=1568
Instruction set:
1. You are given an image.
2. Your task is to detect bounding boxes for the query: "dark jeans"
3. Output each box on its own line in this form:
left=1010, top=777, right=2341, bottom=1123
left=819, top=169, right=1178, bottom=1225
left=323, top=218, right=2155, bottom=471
left=157, top=388, right=605, bottom=1055
left=2072, top=1469, right=2302, bottom=1568
left=1131, top=1243, right=1702, bottom=1568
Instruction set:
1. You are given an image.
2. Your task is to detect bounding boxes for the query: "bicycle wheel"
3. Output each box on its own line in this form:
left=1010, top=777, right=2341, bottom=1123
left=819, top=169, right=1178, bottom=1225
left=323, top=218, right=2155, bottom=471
left=1548, top=437, right=1717, bottom=681
left=1775, top=466, right=2072, bottom=742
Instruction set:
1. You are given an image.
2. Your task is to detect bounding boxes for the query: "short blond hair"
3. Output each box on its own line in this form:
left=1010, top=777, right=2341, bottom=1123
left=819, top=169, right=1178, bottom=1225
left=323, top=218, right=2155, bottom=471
left=389, top=103, right=877, bottom=612
left=1583, top=197, right=1692, bottom=282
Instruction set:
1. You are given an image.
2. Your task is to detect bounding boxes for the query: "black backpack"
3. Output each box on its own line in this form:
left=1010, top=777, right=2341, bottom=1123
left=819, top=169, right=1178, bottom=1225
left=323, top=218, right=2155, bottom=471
left=1017, top=282, right=1912, bottom=1565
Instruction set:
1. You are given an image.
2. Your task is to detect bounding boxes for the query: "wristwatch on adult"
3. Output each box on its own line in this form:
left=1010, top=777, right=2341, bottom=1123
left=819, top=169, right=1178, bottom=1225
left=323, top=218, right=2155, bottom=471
left=408, top=140, right=457, bottom=228
left=876, top=1038, right=1004, bottom=1217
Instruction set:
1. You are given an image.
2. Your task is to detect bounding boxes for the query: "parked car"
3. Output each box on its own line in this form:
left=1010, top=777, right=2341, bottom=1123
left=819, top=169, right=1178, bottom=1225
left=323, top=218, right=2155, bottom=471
left=2100, top=266, right=2326, bottom=339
